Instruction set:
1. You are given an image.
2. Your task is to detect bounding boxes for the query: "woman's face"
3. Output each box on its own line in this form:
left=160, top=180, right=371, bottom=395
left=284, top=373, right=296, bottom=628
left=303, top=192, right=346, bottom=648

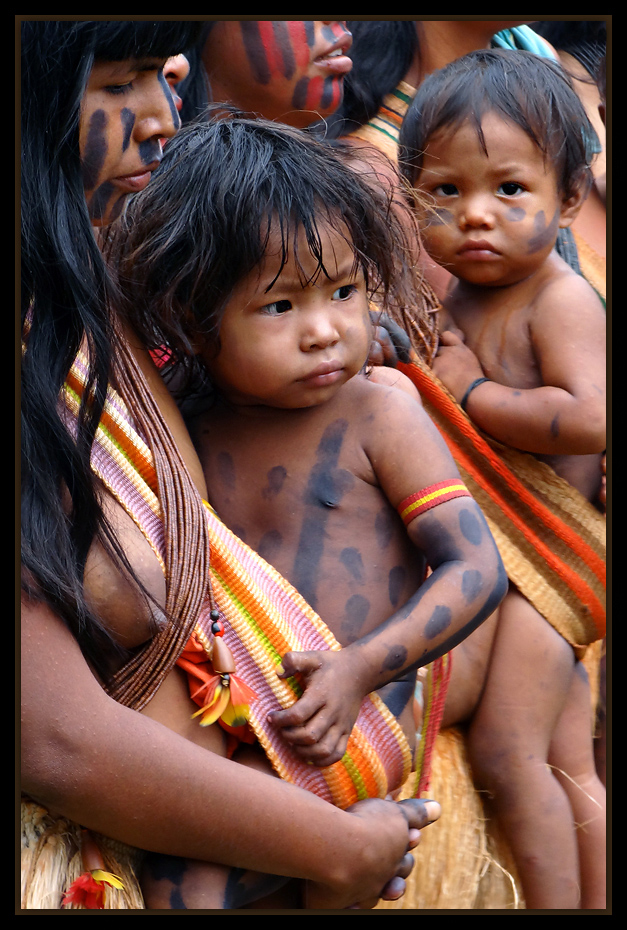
left=80, top=58, right=182, bottom=226
left=202, top=21, right=353, bottom=128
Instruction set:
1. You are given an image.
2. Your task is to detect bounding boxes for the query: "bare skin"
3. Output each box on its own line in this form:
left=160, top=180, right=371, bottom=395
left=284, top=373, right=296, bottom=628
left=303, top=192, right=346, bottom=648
left=415, top=113, right=606, bottom=908
left=141, top=223, right=507, bottom=909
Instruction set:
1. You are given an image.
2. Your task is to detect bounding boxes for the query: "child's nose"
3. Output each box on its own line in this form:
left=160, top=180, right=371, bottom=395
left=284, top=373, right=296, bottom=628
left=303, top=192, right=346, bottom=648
left=460, top=195, right=496, bottom=229
left=300, top=310, right=341, bottom=351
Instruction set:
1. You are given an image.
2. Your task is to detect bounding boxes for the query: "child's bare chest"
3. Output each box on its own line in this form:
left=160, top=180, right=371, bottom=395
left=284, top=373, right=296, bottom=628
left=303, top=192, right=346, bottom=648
left=448, top=289, right=542, bottom=389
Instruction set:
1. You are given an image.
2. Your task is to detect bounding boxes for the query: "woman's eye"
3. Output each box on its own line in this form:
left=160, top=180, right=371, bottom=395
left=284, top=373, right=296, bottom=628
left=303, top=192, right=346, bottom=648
left=105, top=82, right=133, bottom=96
left=332, top=284, right=356, bottom=300
left=434, top=183, right=459, bottom=196
left=498, top=182, right=524, bottom=195
left=261, top=299, right=291, bottom=316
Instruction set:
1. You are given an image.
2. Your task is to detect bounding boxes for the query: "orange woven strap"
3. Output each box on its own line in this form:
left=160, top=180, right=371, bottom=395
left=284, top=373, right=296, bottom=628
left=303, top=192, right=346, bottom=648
left=398, top=357, right=606, bottom=648
left=398, top=480, right=471, bottom=527
left=413, top=653, right=453, bottom=797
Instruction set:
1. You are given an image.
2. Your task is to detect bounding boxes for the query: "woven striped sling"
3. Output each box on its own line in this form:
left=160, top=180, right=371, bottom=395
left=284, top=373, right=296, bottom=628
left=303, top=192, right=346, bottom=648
left=62, top=344, right=454, bottom=807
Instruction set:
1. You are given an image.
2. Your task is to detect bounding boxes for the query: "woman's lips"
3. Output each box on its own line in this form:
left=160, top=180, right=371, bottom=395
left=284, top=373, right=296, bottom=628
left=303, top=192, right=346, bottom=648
left=314, top=36, right=353, bottom=75
left=112, top=162, right=161, bottom=193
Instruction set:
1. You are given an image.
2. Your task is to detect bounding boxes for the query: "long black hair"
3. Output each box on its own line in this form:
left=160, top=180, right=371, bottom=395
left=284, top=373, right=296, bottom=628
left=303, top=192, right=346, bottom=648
left=21, top=20, right=202, bottom=678
left=325, top=21, right=419, bottom=137
left=106, top=111, right=422, bottom=378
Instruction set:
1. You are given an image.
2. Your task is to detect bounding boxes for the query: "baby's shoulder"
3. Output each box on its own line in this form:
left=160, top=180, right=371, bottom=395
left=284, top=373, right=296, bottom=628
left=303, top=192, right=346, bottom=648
left=363, top=366, right=423, bottom=404
left=531, top=254, right=605, bottom=322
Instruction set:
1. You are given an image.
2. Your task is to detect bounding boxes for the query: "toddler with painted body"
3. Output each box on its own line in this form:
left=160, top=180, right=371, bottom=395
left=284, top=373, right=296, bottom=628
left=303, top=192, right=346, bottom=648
left=399, top=49, right=606, bottom=909
left=112, top=114, right=507, bottom=908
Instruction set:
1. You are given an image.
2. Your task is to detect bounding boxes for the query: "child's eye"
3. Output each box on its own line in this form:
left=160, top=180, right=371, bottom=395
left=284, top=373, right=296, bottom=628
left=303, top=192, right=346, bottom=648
left=261, top=299, right=292, bottom=316
left=498, top=182, right=525, bottom=195
left=332, top=284, right=357, bottom=300
left=434, top=183, right=459, bottom=196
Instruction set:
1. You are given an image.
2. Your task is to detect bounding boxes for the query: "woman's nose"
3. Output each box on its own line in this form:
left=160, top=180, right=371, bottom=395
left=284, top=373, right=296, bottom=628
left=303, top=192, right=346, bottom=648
left=137, top=71, right=182, bottom=145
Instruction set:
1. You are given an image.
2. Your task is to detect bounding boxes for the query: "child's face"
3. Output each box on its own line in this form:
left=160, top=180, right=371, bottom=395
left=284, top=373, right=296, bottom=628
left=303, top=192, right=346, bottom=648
left=202, top=22, right=353, bottom=129
left=201, top=223, right=372, bottom=410
left=415, top=112, right=574, bottom=287
left=80, top=59, right=181, bottom=225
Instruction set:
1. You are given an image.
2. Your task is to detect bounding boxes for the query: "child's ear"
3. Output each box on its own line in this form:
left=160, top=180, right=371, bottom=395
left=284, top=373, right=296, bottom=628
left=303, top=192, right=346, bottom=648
left=558, top=176, right=590, bottom=229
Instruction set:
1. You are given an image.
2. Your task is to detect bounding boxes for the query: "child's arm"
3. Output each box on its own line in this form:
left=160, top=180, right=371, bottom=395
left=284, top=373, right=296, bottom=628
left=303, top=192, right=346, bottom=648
left=434, top=276, right=606, bottom=455
left=270, top=385, right=508, bottom=766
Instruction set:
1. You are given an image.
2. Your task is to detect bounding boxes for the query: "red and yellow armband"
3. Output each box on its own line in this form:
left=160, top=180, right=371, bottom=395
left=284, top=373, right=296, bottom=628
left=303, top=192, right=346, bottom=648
left=397, top=480, right=471, bottom=527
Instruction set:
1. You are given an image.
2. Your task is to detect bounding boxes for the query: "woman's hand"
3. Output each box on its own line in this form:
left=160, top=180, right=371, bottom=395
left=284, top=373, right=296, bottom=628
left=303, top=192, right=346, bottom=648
left=368, top=311, right=412, bottom=368
left=304, top=797, right=442, bottom=909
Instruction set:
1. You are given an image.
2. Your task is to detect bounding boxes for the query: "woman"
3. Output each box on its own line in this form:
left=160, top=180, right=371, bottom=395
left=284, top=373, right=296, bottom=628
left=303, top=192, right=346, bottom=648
left=21, top=20, right=437, bottom=910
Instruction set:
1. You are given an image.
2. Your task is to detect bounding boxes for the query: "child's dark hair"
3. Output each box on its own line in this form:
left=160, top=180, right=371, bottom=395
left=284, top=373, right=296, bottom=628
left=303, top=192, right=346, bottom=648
left=110, top=110, right=422, bottom=369
left=399, top=49, right=594, bottom=201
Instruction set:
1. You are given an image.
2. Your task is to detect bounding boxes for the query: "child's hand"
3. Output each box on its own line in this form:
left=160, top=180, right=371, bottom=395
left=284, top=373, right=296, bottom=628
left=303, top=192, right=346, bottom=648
left=268, top=650, right=366, bottom=767
left=432, top=330, right=485, bottom=403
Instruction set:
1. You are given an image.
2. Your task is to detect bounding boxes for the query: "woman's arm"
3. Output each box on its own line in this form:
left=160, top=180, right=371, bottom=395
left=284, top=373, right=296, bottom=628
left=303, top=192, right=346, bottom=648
left=21, top=594, right=434, bottom=908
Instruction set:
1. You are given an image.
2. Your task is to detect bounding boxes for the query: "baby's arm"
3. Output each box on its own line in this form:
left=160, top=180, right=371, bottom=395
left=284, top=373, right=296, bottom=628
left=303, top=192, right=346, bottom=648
left=434, top=276, right=606, bottom=455
left=270, top=386, right=508, bottom=765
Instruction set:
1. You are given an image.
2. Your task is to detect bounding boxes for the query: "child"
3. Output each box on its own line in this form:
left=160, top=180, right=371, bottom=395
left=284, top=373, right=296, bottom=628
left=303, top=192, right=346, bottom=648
left=399, top=49, right=606, bottom=909
left=109, top=114, right=507, bottom=908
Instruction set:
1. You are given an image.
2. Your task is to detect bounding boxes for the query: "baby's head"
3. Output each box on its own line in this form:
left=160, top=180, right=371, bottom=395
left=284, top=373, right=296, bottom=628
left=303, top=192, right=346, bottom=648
left=399, top=48, right=594, bottom=204
left=111, top=110, right=417, bottom=365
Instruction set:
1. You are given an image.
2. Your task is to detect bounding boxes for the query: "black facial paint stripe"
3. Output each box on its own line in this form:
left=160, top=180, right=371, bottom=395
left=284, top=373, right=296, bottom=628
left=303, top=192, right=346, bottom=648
left=320, top=76, right=335, bottom=109
left=82, top=109, right=108, bottom=191
left=139, top=138, right=162, bottom=166
left=272, top=21, right=297, bottom=79
left=158, top=70, right=181, bottom=131
left=241, top=21, right=271, bottom=85
left=527, top=207, right=559, bottom=254
left=291, top=76, right=309, bottom=111
left=121, top=108, right=135, bottom=152
left=88, top=181, right=116, bottom=223
left=304, top=21, right=315, bottom=47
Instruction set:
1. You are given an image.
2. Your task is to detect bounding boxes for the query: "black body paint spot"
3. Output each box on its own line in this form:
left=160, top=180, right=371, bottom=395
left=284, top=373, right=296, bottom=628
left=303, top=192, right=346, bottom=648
left=527, top=207, right=559, bottom=254
left=82, top=109, right=108, bottom=190
left=224, top=870, right=292, bottom=909
left=262, top=465, right=287, bottom=498
left=158, top=69, right=181, bottom=130
left=507, top=207, right=526, bottom=222
left=292, top=420, right=349, bottom=607
left=258, top=529, right=283, bottom=563
left=121, top=107, right=135, bottom=151
left=459, top=508, right=483, bottom=545
left=381, top=645, right=408, bottom=673
left=550, top=414, right=560, bottom=439
left=216, top=451, right=236, bottom=489
left=388, top=565, right=406, bottom=607
left=145, top=853, right=187, bottom=883
left=378, top=676, right=414, bottom=718
left=375, top=507, right=395, bottom=549
left=341, top=594, right=371, bottom=642
left=425, top=605, right=452, bottom=639
left=340, top=547, right=364, bottom=582
left=462, top=569, right=483, bottom=603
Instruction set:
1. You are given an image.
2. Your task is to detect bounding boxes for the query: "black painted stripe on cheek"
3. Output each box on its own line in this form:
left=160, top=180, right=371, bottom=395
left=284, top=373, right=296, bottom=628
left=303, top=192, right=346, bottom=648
left=88, top=181, right=116, bottom=223
left=158, top=70, right=181, bottom=131
left=291, top=76, right=308, bottom=111
left=304, top=21, right=315, bottom=47
left=121, top=108, right=135, bottom=152
left=272, top=21, right=296, bottom=79
left=82, top=109, right=108, bottom=191
left=241, top=21, right=271, bottom=84
left=320, top=76, right=335, bottom=109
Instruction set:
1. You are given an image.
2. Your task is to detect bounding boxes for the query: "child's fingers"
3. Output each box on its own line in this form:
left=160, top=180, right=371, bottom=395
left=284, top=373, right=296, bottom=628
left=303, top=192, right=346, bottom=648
left=276, top=650, right=323, bottom=679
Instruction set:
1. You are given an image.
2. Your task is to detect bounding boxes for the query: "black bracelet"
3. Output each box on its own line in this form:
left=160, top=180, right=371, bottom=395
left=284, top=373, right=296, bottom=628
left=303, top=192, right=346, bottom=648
left=460, top=377, right=490, bottom=412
